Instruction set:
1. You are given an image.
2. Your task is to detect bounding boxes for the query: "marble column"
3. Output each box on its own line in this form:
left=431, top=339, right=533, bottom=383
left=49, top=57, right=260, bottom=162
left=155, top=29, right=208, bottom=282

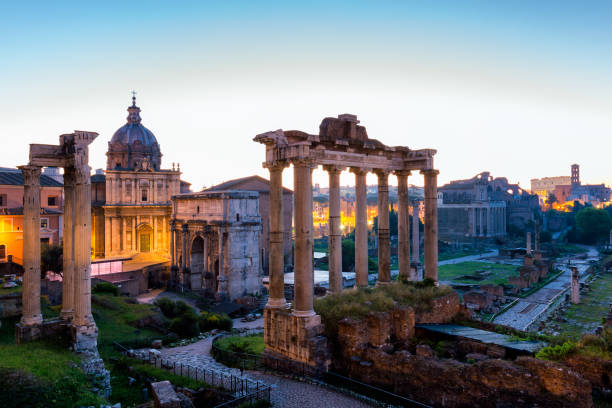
left=396, top=170, right=411, bottom=281
left=471, top=208, right=477, bottom=236
left=479, top=208, right=484, bottom=237
left=170, top=220, right=176, bottom=267
left=422, top=169, right=439, bottom=283
left=293, top=160, right=315, bottom=317
left=266, top=163, right=287, bottom=307
left=73, top=165, right=94, bottom=327
left=181, top=224, right=188, bottom=276
left=122, top=218, right=127, bottom=253
left=351, top=167, right=369, bottom=288
left=324, top=165, right=343, bottom=294
left=104, top=216, right=111, bottom=258
left=412, top=201, right=420, bottom=262
left=19, top=165, right=43, bottom=327
left=131, top=217, right=136, bottom=252
left=61, top=167, right=75, bottom=320
left=217, top=228, right=228, bottom=299
left=375, top=170, right=391, bottom=284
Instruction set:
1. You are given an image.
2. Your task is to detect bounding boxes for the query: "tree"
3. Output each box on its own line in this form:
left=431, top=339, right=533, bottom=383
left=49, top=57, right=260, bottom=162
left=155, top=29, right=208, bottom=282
left=41, top=244, right=62, bottom=279
left=341, top=239, right=355, bottom=272
left=546, top=193, right=557, bottom=209
left=575, top=208, right=612, bottom=245
left=372, top=209, right=398, bottom=236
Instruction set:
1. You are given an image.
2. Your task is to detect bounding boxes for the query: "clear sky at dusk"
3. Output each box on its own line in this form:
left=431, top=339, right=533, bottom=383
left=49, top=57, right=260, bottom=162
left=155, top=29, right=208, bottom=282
left=1, top=1, right=611, bottom=191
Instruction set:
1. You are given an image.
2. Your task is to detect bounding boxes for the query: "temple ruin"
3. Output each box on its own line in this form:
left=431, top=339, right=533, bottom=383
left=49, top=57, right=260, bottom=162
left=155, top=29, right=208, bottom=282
left=254, top=114, right=438, bottom=368
left=16, top=131, right=100, bottom=351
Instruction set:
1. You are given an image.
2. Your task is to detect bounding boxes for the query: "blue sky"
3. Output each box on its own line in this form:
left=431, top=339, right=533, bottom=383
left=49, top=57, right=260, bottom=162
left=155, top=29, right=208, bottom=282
left=1, top=1, right=611, bottom=190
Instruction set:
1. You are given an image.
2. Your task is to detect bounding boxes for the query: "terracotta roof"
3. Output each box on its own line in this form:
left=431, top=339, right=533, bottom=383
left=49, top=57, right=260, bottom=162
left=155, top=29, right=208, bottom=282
left=205, top=175, right=293, bottom=194
left=0, top=170, right=63, bottom=187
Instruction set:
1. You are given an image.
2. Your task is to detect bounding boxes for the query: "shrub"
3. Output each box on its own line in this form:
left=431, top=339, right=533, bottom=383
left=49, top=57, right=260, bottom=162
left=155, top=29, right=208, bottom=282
left=156, top=297, right=177, bottom=318
left=200, top=311, right=233, bottom=332
left=92, top=281, right=119, bottom=296
left=536, top=341, right=577, bottom=361
left=168, top=308, right=200, bottom=338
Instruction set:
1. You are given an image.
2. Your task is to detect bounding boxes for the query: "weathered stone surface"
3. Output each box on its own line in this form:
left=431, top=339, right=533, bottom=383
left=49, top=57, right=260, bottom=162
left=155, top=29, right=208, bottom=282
left=391, top=306, right=415, bottom=342
left=485, top=344, right=506, bottom=359
left=564, top=354, right=612, bottom=389
left=463, top=291, right=494, bottom=311
left=152, top=339, right=163, bottom=349
left=366, top=312, right=391, bottom=347
left=337, top=317, right=368, bottom=356
left=152, top=381, right=181, bottom=408
left=340, top=348, right=593, bottom=408
left=465, top=352, right=489, bottom=362
left=414, top=292, right=461, bottom=324
left=480, top=284, right=504, bottom=300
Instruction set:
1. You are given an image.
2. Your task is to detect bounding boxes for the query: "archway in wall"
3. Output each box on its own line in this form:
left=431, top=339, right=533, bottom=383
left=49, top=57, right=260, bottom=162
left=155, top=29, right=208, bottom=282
left=191, top=236, right=204, bottom=275
left=137, top=224, right=153, bottom=253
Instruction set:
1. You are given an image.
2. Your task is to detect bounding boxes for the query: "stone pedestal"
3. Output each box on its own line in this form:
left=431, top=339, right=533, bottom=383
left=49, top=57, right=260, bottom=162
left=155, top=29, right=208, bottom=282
left=263, top=307, right=330, bottom=370
left=570, top=266, right=580, bottom=304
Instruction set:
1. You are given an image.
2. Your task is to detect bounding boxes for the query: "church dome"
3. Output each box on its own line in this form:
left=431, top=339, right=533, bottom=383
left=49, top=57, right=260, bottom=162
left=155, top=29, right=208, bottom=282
left=107, top=95, right=162, bottom=171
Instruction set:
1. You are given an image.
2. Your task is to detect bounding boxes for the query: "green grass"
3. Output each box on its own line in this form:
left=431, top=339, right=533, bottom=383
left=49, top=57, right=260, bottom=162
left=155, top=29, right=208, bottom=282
left=215, top=334, right=265, bottom=356
left=92, top=294, right=164, bottom=358
left=0, top=286, right=22, bottom=296
left=551, top=272, right=612, bottom=339
left=0, top=317, right=106, bottom=407
left=438, top=261, right=519, bottom=285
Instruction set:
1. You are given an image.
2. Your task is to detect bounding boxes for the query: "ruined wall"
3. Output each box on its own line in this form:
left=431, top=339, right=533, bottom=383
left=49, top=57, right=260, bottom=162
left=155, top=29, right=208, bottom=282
left=263, top=307, right=330, bottom=370
left=227, top=224, right=262, bottom=299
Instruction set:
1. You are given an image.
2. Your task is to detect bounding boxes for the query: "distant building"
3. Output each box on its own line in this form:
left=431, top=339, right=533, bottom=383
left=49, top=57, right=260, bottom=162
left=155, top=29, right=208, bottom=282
left=0, top=167, right=64, bottom=265
left=438, top=172, right=539, bottom=241
left=205, top=175, right=293, bottom=273
left=531, top=164, right=611, bottom=207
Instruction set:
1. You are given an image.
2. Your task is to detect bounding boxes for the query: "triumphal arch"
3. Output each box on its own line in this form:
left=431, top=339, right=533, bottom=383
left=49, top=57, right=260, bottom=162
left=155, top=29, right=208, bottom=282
left=17, top=131, right=99, bottom=354
left=254, top=114, right=439, bottom=369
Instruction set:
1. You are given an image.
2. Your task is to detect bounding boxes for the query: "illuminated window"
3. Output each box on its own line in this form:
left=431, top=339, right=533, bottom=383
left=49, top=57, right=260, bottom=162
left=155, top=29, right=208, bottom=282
left=141, top=188, right=148, bottom=202
left=40, top=218, right=48, bottom=229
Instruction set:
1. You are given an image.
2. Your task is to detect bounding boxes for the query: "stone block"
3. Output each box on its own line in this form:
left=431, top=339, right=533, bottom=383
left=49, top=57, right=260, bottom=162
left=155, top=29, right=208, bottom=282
left=392, top=306, right=415, bottom=342
left=486, top=344, right=506, bottom=359
left=152, top=380, right=181, bottom=408
left=338, top=317, right=368, bottom=355
left=366, top=312, right=392, bottom=347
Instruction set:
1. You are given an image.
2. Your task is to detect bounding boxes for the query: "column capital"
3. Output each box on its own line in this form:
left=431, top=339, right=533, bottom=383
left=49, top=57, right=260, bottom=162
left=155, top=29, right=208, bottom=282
left=263, top=161, right=289, bottom=171
left=322, top=165, right=345, bottom=174
left=373, top=168, right=392, bottom=178
left=349, top=167, right=370, bottom=176
left=420, top=169, right=440, bottom=177
left=394, top=170, right=412, bottom=177
left=18, top=165, right=42, bottom=185
left=290, top=157, right=316, bottom=168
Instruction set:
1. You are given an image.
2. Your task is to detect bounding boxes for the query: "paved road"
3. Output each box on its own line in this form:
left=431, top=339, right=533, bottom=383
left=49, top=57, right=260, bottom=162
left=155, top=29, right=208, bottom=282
left=438, top=250, right=499, bottom=266
left=493, top=247, right=598, bottom=331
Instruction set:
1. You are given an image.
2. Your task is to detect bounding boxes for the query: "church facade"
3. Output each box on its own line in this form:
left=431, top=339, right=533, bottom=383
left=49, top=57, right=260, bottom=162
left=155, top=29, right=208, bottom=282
left=91, top=96, right=185, bottom=259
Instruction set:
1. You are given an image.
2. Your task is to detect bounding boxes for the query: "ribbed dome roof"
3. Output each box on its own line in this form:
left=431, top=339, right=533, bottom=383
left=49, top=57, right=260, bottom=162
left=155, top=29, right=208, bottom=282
left=111, top=122, right=158, bottom=146
left=110, top=96, right=158, bottom=147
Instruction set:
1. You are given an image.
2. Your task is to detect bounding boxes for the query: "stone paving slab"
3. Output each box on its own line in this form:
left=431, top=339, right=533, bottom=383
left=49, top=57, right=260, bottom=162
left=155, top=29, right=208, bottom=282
left=416, top=324, right=545, bottom=353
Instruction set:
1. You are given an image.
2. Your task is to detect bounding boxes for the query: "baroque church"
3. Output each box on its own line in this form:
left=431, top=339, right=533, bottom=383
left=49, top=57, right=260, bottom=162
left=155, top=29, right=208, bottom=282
left=91, top=96, right=188, bottom=260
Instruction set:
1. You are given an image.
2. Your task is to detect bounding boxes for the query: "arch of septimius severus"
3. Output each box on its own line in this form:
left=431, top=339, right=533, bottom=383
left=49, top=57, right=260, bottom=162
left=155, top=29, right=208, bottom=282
left=16, top=131, right=99, bottom=353
left=255, top=114, right=439, bottom=369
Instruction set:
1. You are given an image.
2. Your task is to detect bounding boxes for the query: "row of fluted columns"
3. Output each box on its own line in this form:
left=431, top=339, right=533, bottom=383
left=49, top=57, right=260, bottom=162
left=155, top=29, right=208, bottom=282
left=19, top=164, right=94, bottom=333
left=266, top=162, right=439, bottom=315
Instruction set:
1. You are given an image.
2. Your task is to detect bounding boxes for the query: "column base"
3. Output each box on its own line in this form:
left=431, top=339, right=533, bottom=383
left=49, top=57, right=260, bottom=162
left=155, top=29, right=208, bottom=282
left=71, top=322, right=99, bottom=356
left=376, top=281, right=391, bottom=287
left=266, top=297, right=288, bottom=309
left=20, top=315, right=43, bottom=326
left=292, top=309, right=316, bottom=318
left=60, top=310, right=74, bottom=320
left=15, top=322, right=42, bottom=343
